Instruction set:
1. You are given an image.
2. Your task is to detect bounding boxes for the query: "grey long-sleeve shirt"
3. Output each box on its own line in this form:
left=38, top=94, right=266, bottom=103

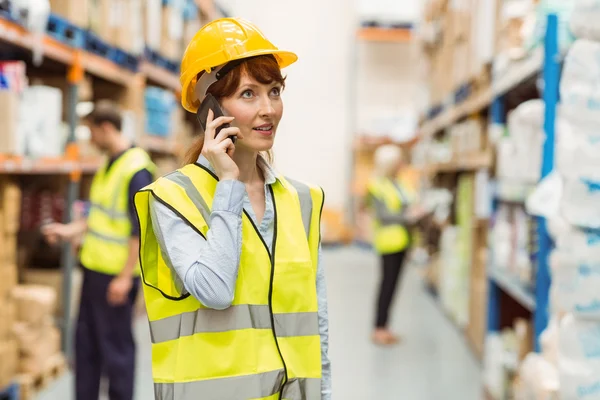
left=148, top=155, right=331, bottom=399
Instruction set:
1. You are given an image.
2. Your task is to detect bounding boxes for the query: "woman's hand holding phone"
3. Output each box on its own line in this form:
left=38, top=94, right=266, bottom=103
left=201, top=109, right=243, bottom=181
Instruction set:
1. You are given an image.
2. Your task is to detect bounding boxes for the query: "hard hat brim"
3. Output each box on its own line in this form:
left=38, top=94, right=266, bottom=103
left=181, top=49, right=298, bottom=113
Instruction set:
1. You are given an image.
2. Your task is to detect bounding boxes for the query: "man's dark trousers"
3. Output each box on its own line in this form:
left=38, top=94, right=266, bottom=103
left=75, top=267, right=140, bottom=400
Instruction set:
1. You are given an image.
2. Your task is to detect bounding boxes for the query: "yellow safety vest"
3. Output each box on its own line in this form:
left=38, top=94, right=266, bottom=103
left=367, top=177, right=410, bottom=255
left=134, top=163, right=324, bottom=400
left=80, top=147, right=156, bottom=276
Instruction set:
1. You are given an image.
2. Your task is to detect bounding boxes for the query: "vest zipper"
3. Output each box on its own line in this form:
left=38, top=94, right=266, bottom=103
left=267, top=185, right=289, bottom=399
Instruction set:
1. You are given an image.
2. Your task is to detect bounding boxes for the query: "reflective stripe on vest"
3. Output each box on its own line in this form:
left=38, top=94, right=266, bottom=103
left=149, top=305, right=319, bottom=342
left=80, top=148, right=155, bottom=275
left=134, top=163, right=324, bottom=400
left=368, top=177, right=410, bottom=255
left=153, top=374, right=321, bottom=400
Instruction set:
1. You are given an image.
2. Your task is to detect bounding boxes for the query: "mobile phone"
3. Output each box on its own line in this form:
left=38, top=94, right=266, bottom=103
left=196, top=94, right=236, bottom=144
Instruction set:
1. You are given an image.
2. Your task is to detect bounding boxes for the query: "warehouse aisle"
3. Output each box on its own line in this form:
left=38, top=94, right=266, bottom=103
left=38, top=246, right=482, bottom=400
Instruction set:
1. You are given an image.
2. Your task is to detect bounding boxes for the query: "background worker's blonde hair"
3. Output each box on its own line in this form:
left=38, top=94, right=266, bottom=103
left=374, top=145, right=403, bottom=177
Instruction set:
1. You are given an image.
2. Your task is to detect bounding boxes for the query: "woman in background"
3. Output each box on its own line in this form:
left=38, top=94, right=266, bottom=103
left=365, top=144, right=425, bottom=346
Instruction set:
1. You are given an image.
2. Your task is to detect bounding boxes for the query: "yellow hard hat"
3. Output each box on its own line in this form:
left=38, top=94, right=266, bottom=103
left=180, top=17, right=298, bottom=113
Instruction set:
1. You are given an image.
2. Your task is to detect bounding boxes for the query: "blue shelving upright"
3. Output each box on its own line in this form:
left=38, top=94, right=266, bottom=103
left=486, top=14, right=560, bottom=352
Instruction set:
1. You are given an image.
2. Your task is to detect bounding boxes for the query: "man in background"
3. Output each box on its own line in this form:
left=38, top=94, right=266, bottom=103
left=42, top=100, right=155, bottom=400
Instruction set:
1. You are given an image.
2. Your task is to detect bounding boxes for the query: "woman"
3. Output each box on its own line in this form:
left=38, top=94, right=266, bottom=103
left=366, top=145, right=423, bottom=346
left=134, top=18, right=331, bottom=400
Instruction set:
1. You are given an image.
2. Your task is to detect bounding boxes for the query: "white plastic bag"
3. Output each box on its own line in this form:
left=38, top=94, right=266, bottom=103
left=559, top=314, right=600, bottom=399
left=571, top=0, right=600, bottom=41
left=526, top=171, right=563, bottom=219
left=555, top=227, right=600, bottom=264
left=561, top=177, right=600, bottom=229
left=556, top=117, right=600, bottom=180
left=517, top=353, right=560, bottom=400
left=551, top=250, right=600, bottom=319
left=561, top=40, right=600, bottom=127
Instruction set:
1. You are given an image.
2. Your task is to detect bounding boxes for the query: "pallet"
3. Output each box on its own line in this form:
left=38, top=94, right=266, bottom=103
left=46, top=13, right=85, bottom=48
left=84, top=31, right=112, bottom=58
left=17, top=354, right=67, bottom=400
left=109, top=48, right=140, bottom=72
left=427, top=103, right=444, bottom=120
left=0, top=382, right=19, bottom=400
left=84, top=32, right=140, bottom=71
left=0, top=0, right=17, bottom=24
left=454, top=82, right=473, bottom=105
left=144, top=47, right=179, bottom=73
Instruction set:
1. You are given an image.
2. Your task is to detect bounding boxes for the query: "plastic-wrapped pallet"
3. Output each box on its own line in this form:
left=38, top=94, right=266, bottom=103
left=571, top=0, right=600, bottom=42
left=560, top=40, right=600, bottom=126
left=558, top=314, right=600, bottom=399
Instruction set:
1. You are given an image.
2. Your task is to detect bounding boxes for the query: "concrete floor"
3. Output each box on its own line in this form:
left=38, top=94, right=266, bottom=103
left=38, top=246, right=482, bottom=400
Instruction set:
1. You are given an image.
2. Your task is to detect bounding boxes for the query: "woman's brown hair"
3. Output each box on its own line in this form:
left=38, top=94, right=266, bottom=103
left=183, top=55, right=286, bottom=166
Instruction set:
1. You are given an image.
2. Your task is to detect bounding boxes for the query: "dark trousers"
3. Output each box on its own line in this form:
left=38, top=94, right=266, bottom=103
left=375, top=251, right=406, bottom=328
left=75, top=267, right=140, bottom=400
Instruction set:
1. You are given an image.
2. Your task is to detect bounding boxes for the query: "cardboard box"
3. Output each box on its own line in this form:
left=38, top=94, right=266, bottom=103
left=13, top=285, right=57, bottom=326
left=49, top=0, right=90, bottom=28
left=22, top=268, right=83, bottom=319
left=89, top=0, right=113, bottom=43
left=0, top=301, right=15, bottom=340
left=145, top=0, right=162, bottom=51
left=2, top=180, right=21, bottom=234
left=14, top=324, right=61, bottom=375
left=0, top=91, right=21, bottom=155
left=453, top=39, right=471, bottom=91
left=0, top=339, right=18, bottom=389
left=0, top=263, right=17, bottom=299
left=112, top=0, right=143, bottom=54
left=161, top=5, right=183, bottom=60
left=3, top=235, right=17, bottom=265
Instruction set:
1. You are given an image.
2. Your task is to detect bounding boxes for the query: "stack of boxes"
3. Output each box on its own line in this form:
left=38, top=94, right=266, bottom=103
left=48, top=0, right=198, bottom=60
left=420, top=0, right=497, bottom=110
left=145, top=86, right=177, bottom=137
left=12, top=285, right=61, bottom=376
left=0, top=179, right=21, bottom=389
left=0, top=61, right=66, bottom=159
left=160, top=0, right=186, bottom=61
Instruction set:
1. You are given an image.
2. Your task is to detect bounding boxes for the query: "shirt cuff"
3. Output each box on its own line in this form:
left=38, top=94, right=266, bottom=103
left=212, top=179, right=245, bottom=214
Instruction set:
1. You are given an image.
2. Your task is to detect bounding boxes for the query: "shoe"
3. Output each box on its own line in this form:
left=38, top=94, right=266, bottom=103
left=372, top=328, right=401, bottom=346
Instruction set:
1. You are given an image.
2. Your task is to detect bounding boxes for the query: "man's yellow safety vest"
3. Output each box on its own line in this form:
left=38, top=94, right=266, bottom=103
left=134, top=163, right=324, bottom=400
left=367, top=177, right=410, bottom=255
left=80, top=147, right=156, bottom=276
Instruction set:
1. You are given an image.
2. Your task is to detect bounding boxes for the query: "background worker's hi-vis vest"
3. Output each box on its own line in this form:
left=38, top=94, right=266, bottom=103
left=80, top=147, right=155, bottom=276
left=367, top=177, right=410, bottom=255
left=134, top=163, right=324, bottom=400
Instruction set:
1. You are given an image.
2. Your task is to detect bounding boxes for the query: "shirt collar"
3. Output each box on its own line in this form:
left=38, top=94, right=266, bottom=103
left=196, top=154, right=280, bottom=186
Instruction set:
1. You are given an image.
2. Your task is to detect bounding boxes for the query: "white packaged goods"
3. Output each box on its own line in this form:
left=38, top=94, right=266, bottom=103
left=498, top=100, right=544, bottom=183
left=550, top=250, right=600, bottom=319
left=18, top=86, right=64, bottom=158
left=561, top=177, right=600, bottom=229
left=556, top=117, right=600, bottom=180
left=571, top=0, right=600, bottom=41
left=517, top=354, right=560, bottom=399
left=555, top=227, right=600, bottom=264
left=561, top=40, right=600, bottom=126
left=558, top=315, right=600, bottom=399
left=526, top=171, right=563, bottom=220
left=491, top=205, right=512, bottom=271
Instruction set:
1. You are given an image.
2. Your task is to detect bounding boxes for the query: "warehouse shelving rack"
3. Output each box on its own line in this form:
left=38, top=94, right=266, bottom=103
left=418, top=12, right=562, bottom=375
left=0, top=12, right=184, bottom=359
left=486, top=14, right=559, bottom=353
